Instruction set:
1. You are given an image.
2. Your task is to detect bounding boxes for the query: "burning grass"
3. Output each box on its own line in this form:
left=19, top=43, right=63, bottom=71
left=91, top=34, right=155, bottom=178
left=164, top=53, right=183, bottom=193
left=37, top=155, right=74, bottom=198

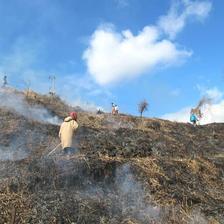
left=0, top=91, right=223, bottom=223
left=0, top=153, right=223, bottom=223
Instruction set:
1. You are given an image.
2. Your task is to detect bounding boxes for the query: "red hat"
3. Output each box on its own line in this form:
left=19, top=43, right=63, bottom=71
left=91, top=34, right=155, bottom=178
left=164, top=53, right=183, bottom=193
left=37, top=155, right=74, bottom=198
left=69, top=112, right=77, bottom=121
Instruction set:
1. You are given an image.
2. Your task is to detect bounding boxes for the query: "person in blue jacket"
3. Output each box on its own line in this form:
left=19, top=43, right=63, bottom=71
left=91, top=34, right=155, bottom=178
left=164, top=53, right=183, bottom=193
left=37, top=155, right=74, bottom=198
left=190, top=109, right=199, bottom=126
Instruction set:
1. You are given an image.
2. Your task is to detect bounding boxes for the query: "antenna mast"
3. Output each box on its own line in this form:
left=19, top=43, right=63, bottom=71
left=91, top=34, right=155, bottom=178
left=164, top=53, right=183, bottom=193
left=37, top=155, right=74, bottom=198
left=2, top=75, right=8, bottom=87
left=49, top=75, right=56, bottom=95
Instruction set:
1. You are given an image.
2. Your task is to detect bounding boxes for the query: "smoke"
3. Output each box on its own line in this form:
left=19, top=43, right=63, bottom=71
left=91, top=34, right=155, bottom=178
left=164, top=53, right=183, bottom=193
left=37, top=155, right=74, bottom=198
left=115, top=164, right=160, bottom=222
left=104, top=116, right=134, bottom=129
left=196, top=96, right=212, bottom=110
left=75, top=163, right=160, bottom=222
left=188, top=209, right=209, bottom=224
left=0, top=133, right=30, bottom=161
left=0, top=89, right=61, bottom=125
left=0, top=89, right=61, bottom=161
left=0, top=146, right=28, bottom=161
left=162, top=95, right=223, bottom=124
left=1, top=151, right=211, bottom=222
left=81, top=163, right=209, bottom=223
left=72, top=98, right=103, bottom=113
left=195, top=96, right=221, bottom=124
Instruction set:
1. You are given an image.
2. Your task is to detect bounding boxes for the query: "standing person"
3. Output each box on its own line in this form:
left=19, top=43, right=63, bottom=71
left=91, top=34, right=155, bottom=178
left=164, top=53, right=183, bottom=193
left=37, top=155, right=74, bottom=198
left=190, top=109, right=198, bottom=127
left=115, top=104, right=119, bottom=114
left=59, top=112, right=79, bottom=155
left=111, top=103, right=116, bottom=115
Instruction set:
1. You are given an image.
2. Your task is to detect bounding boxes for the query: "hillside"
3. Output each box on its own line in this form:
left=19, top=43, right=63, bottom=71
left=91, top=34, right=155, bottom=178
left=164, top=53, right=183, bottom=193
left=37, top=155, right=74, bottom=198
left=0, top=89, right=224, bottom=224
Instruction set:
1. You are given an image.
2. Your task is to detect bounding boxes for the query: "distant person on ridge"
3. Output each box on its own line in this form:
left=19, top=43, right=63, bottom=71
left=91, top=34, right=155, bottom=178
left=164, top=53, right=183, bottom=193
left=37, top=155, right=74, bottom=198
left=59, top=112, right=78, bottom=154
left=190, top=109, right=199, bottom=127
left=111, top=103, right=116, bottom=115
left=115, top=104, right=119, bottom=114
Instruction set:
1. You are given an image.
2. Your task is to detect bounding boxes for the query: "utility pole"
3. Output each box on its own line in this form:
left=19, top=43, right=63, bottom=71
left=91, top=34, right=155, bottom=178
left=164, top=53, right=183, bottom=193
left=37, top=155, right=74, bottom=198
left=23, top=79, right=31, bottom=97
left=49, top=75, right=56, bottom=96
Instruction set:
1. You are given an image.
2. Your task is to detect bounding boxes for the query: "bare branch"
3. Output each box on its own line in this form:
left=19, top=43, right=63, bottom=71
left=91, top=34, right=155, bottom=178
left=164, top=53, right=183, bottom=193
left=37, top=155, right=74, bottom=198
left=138, top=100, right=149, bottom=117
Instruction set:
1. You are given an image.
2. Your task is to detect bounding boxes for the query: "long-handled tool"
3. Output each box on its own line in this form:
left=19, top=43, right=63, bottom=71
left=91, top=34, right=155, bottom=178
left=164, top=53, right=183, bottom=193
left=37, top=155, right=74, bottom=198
left=47, top=143, right=61, bottom=156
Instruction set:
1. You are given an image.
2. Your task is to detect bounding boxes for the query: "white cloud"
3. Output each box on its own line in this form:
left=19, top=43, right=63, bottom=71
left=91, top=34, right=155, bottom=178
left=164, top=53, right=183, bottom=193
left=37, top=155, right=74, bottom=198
left=162, top=106, right=191, bottom=123
left=115, top=0, right=129, bottom=8
left=72, top=98, right=103, bottom=112
left=196, top=85, right=223, bottom=102
left=0, top=38, right=51, bottom=92
left=57, top=75, right=112, bottom=99
left=162, top=101, right=224, bottom=125
left=158, top=0, right=212, bottom=38
left=83, top=26, right=191, bottom=85
left=162, top=87, right=224, bottom=125
left=170, top=88, right=181, bottom=96
left=83, top=0, right=212, bottom=86
left=0, top=38, right=39, bottom=75
left=205, top=87, right=223, bottom=102
left=0, top=38, right=111, bottom=111
left=56, top=75, right=112, bottom=111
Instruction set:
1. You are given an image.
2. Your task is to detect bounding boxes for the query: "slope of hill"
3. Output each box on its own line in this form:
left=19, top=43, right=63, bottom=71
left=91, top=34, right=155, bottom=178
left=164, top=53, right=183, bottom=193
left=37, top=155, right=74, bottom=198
left=0, top=89, right=223, bottom=224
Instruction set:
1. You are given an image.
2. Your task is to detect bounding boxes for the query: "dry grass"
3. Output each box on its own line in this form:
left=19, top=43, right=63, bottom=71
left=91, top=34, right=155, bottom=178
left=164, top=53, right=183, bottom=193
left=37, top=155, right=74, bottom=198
left=0, top=90, right=223, bottom=223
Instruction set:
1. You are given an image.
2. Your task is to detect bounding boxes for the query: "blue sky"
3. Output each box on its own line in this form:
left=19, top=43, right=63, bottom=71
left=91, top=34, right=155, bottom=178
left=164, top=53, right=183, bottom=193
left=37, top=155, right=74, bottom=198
left=0, top=0, right=224, bottom=121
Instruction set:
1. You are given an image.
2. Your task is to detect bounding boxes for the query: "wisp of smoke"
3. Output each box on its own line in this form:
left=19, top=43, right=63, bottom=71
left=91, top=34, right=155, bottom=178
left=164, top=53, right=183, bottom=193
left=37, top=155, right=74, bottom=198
left=196, top=96, right=212, bottom=109
left=0, top=132, right=30, bottom=161
left=0, top=90, right=61, bottom=125
left=188, top=209, right=209, bottom=224
left=0, top=147, right=28, bottom=161
left=115, top=164, right=160, bottom=222
left=105, top=116, right=134, bottom=129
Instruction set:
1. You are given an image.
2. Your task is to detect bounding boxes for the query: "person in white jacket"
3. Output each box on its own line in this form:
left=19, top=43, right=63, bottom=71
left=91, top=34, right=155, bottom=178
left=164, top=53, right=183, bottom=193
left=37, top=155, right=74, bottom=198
left=59, top=112, right=78, bottom=154
left=115, top=105, right=119, bottom=114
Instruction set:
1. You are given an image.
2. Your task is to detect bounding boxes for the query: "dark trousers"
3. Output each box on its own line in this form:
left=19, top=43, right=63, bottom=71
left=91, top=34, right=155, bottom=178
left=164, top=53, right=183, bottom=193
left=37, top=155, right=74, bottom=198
left=63, top=147, right=75, bottom=155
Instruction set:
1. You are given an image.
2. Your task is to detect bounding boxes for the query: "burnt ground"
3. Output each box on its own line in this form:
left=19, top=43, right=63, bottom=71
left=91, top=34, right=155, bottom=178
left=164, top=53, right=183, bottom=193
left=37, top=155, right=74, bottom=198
left=0, top=91, right=224, bottom=224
